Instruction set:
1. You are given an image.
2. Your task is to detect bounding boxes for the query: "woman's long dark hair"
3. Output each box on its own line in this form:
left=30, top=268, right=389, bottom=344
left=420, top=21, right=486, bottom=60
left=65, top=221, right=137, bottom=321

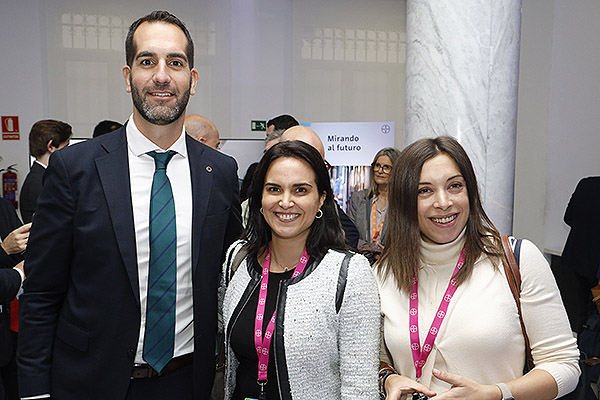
left=377, top=136, right=503, bottom=292
left=243, top=140, right=347, bottom=259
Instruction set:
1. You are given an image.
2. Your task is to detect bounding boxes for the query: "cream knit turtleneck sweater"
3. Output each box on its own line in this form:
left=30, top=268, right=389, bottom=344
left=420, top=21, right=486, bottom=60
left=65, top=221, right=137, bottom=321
left=376, top=230, right=580, bottom=398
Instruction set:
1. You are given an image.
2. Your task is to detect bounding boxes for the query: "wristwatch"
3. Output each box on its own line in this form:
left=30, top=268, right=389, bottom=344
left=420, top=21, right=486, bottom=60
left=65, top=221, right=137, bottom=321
left=495, top=383, right=515, bottom=400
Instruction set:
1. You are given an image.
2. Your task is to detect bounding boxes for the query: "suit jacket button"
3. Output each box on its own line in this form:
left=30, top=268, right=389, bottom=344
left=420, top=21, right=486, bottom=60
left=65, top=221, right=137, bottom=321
left=128, top=349, right=135, bottom=359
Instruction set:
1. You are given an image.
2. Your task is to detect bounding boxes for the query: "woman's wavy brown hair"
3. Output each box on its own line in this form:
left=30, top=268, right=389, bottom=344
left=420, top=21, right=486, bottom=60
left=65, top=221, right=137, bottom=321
left=376, top=136, right=504, bottom=292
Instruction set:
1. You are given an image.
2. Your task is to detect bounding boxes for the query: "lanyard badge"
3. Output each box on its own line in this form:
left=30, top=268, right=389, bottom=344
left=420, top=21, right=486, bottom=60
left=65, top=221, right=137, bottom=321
left=253, top=244, right=309, bottom=396
left=409, top=246, right=466, bottom=379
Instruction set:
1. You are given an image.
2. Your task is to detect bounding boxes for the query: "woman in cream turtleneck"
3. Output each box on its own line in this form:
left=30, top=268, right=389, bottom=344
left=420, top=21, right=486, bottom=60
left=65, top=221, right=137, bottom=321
left=376, top=136, right=580, bottom=400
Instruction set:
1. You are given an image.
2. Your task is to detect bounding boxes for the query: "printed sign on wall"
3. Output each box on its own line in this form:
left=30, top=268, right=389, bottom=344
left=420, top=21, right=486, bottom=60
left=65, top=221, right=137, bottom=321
left=1, top=116, right=20, bottom=140
left=306, top=122, right=395, bottom=166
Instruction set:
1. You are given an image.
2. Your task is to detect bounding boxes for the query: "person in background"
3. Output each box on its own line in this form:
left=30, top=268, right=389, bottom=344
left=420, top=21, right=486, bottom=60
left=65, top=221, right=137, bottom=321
left=93, top=120, right=123, bottom=138
left=19, top=119, right=72, bottom=223
left=239, top=162, right=258, bottom=203
left=222, top=140, right=379, bottom=399
left=185, top=114, right=221, bottom=150
left=265, top=128, right=284, bottom=152
left=347, top=147, right=400, bottom=264
left=265, top=114, right=298, bottom=136
left=562, top=176, right=600, bottom=334
left=240, top=129, right=286, bottom=228
left=17, top=11, right=242, bottom=400
left=376, top=136, right=579, bottom=400
left=0, top=197, right=28, bottom=400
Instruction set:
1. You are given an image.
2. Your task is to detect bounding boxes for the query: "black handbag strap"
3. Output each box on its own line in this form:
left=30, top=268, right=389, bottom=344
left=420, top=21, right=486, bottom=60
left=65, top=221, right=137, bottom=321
left=335, top=252, right=353, bottom=313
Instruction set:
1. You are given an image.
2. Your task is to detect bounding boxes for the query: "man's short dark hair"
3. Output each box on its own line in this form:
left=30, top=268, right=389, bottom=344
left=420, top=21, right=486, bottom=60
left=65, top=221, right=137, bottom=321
left=266, top=114, right=299, bottom=130
left=29, top=120, right=72, bottom=158
left=125, top=10, right=195, bottom=68
left=93, top=120, right=123, bottom=138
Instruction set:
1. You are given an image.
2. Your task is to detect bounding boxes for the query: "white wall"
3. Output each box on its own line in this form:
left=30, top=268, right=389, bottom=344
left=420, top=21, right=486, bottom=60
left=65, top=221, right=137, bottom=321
left=513, top=0, right=554, bottom=247
left=0, top=0, right=46, bottom=202
left=515, top=0, right=600, bottom=254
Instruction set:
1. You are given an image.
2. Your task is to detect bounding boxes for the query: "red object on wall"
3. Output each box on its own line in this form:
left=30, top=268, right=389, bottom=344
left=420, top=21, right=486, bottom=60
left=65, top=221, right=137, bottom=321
left=1, top=116, right=20, bottom=140
left=2, top=165, right=18, bottom=205
left=1, top=116, right=19, bottom=133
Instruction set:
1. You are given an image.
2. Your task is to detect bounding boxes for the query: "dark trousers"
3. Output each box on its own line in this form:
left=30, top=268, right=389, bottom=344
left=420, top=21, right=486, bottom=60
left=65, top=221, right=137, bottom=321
left=125, top=364, right=194, bottom=400
left=574, top=273, right=597, bottom=335
left=0, top=332, right=18, bottom=400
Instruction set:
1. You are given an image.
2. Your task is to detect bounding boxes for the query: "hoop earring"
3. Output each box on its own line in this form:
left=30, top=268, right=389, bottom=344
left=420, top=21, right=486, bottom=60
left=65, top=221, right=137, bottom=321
left=315, top=209, right=323, bottom=219
left=260, top=208, right=264, bottom=214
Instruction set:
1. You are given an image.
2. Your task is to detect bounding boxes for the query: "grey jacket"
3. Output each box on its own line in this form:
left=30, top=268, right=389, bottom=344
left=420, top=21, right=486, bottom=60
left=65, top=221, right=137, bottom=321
left=346, top=189, right=389, bottom=247
left=221, top=241, right=380, bottom=400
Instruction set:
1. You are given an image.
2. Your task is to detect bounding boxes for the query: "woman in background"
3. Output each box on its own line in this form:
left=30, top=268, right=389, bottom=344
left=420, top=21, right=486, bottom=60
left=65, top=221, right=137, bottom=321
left=376, top=136, right=579, bottom=399
left=222, top=140, right=379, bottom=400
left=347, top=147, right=400, bottom=263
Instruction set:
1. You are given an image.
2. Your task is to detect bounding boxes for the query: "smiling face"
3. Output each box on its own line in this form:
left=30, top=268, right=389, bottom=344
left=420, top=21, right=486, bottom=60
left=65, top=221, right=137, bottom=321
left=261, top=157, right=326, bottom=244
left=122, top=21, right=199, bottom=127
left=417, top=153, right=470, bottom=244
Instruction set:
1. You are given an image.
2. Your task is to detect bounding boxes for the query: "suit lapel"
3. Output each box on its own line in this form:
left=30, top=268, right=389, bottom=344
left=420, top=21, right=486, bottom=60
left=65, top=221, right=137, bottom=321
left=95, top=130, right=140, bottom=306
left=186, top=135, right=211, bottom=273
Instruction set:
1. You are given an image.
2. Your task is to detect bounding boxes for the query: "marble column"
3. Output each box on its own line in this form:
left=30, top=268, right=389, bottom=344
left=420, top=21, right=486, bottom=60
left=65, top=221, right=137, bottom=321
left=405, top=0, right=522, bottom=235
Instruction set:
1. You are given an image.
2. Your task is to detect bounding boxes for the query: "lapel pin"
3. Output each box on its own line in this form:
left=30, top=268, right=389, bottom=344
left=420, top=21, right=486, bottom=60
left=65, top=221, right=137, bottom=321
left=206, top=166, right=213, bottom=173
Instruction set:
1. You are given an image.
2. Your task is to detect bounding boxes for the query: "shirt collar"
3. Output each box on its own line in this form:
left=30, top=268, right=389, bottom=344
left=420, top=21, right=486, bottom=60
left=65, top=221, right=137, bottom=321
left=34, top=160, right=47, bottom=169
left=125, top=114, right=188, bottom=158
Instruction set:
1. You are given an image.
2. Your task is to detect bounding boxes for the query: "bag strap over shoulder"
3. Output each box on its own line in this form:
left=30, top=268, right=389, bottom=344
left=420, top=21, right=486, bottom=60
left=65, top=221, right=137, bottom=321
left=225, top=241, right=249, bottom=286
left=501, top=235, right=534, bottom=371
left=335, top=252, right=353, bottom=314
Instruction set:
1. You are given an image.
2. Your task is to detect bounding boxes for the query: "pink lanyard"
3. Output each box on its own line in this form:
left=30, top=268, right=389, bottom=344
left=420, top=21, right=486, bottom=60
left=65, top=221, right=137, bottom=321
left=409, top=246, right=466, bottom=379
left=254, top=245, right=309, bottom=387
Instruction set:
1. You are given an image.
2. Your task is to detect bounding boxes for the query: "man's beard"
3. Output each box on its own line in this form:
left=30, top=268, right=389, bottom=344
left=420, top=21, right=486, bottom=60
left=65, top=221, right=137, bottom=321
left=130, top=81, right=191, bottom=126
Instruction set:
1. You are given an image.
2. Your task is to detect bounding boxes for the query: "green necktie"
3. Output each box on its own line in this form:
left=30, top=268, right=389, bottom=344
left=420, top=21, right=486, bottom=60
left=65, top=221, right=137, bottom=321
left=143, top=150, right=177, bottom=372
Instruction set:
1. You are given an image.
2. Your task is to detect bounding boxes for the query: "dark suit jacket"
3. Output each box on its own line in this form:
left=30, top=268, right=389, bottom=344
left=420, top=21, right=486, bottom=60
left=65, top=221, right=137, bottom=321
left=0, top=198, right=23, bottom=367
left=19, top=161, right=45, bottom=224
left=337, top=205, right=359, bottom=249
left=17, top=127, right=242, bottom=399
left=562, top=176, right=600, bottom=284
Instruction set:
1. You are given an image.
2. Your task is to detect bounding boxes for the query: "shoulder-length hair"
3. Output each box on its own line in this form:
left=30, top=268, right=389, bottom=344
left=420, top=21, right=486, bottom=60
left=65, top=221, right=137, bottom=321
left=377, top=136, right=503, bottom=292
left=368, top=147, right=401, bottom=197
left=243, top=140, right=348, bottom=259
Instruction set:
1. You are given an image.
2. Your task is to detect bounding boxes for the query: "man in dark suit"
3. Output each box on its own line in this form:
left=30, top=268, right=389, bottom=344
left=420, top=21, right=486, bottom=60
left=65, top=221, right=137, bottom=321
left=17, top=11, right=242, bottom=400
left=562, top=176, right=600, bottom=333
left=19, top=119, right=72, bottom=223
left=0, top=198, right=27, bottom=400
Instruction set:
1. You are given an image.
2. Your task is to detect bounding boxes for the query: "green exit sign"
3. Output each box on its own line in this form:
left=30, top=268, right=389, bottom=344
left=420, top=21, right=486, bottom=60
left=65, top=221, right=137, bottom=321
left=251, top=120, right=267, bottom=132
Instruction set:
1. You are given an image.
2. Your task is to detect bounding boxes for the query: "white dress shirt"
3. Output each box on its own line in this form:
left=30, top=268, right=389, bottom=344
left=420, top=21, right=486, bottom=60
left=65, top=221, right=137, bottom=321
left=126, top=116, right=194, bottom=364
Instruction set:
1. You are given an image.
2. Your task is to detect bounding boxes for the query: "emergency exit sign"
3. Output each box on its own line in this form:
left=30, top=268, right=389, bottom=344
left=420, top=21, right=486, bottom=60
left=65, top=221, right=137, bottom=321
left=1, top=116, right=20, bottom=140
left=251, top=120, right=266, bottom=132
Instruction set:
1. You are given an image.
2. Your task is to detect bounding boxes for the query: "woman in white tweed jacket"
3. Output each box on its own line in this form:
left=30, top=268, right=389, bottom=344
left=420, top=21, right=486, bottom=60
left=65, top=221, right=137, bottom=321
left=376, top=137, right=580, bottom=400
left=222, top=140, right=380, bottom=400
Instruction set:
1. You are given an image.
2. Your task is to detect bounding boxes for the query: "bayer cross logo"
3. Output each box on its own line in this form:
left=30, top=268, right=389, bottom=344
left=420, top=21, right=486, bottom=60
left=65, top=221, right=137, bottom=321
left=381, top=124, right=391, bottom=134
